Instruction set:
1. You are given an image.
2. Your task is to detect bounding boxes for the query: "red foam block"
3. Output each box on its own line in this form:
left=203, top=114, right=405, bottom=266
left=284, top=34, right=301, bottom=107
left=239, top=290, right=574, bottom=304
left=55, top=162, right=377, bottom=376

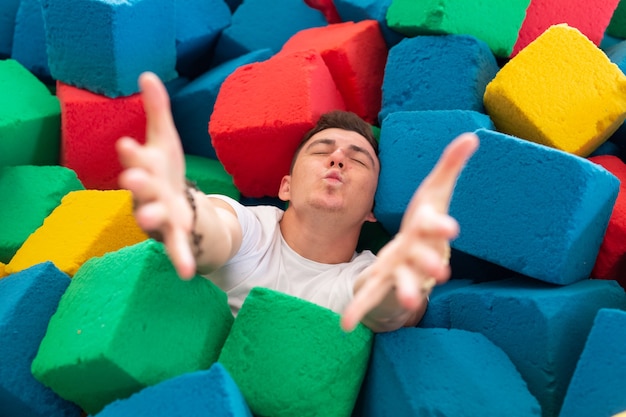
left=58, top=82, right=146, bottom=190
left=589, top=155, right=626, bottom=288
left=209, top=50, right=346, bottom=198
left=280, top=20, right=387, bottom=124
left=304, top=0, right=341, bottom=24
left=512, top=0, right=620, bottom=57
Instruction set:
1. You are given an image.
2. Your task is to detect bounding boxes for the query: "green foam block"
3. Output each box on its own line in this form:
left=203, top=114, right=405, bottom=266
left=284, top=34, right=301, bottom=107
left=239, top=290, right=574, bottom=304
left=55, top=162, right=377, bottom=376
left=185, top=154, right=240, bottom=200
left=0, top=59, right=61, bottom=167
left=0, top=165, right=84, bottom=263
left=386, top=0, right=531, bottom=57
left=31, top=239, right=234, bottom=414
left=218, top=287, right=373, bottom=417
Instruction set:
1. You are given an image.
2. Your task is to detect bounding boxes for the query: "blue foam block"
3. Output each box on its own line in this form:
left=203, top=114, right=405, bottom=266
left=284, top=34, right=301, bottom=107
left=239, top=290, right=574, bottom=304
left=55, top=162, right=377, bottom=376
left=175, top=0, right=231, bottom=78
left=446, top=277, right=626, bottom=417
left=172, top=49, right=272, bottom=159
left=92, top=363, right=252, bottom=417
left=417, top=279, right=473, bottom=328
left=0, top=0, right=20, bottom=57
left=42, top=0, right=177, bottom=97
left=210, top=0, right=327, bottom=66
left=11, top=0, right=51, bottom=83
left=379, top=35, right=499, bottom=122
left=0, top=262, right=81, bottom=417
left=333, top=0, right=404, bottom=47
left=378, top=121, right=619, bottom=284
left=356, top=327, right=541, bottom=416
left=559, top=308, right=626, bottom=417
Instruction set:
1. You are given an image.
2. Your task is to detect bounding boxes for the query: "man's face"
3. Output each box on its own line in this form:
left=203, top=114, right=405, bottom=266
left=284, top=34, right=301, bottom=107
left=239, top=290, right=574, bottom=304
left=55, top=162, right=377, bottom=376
left=279, top=128, right=380, bottom=223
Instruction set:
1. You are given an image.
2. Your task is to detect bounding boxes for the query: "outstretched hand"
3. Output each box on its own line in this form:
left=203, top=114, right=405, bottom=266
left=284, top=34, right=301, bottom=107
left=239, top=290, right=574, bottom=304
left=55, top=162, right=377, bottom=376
left=116, top=72, right=197, bottom=279
left=341, top=133, right=479, bottom=331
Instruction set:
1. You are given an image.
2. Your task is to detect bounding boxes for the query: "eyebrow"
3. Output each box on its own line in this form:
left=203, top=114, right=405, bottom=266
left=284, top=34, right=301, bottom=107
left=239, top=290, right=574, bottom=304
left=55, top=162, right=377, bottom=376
left=305, top=138, right=377, bottom=168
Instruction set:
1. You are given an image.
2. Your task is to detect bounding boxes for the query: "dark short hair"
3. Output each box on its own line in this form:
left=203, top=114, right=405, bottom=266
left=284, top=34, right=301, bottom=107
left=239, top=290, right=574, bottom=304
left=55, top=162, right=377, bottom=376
left=290, top=110, right=379, bottom=172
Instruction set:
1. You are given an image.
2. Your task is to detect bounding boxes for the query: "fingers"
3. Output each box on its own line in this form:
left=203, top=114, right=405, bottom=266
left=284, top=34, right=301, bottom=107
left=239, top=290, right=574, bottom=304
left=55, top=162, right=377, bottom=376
left=426, top=132, right=479, bottom=193
left=163, top=226, right=197, bottom=280
left=341, top=269, right=392, bottom=331
left=138, top=72, right=179, bottom=146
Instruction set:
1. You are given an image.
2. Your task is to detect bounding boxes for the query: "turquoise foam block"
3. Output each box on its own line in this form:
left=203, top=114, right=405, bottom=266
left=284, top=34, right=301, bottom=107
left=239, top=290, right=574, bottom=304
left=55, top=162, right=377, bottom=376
left=378, top=123, right=619, bottom=284
left=210, top=0, right=327, bottom=66
left=379, top=35, right=499, bottom=122
left=172, top=49, right=273, bottom=160
left=0, top=0, right=20, bottom=56
left=356, top=327, right=541, bottom=416
left=333, top=0, right=404, bottom=47
left=0, top=262, right=81, bottom=417
left=446, top=277, right=626, bottom=417
left=11, top=0, right=51, bottom=83
left=92, top=363, right=252, bottom=417
left=559, top=308, right=626, bottom=417
left=417, top=278, right=474, bottom=328
left=41, top=0, right=177, bottom=97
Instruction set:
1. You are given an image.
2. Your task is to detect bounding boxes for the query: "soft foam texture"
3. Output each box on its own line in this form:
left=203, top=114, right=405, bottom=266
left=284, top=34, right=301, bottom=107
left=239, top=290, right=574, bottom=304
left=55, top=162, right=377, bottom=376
left=379, top=35, right=499, bottom=122
left=0, top=0, right=20, bottom=57
left=218, top=287, right=372, bottom=417
left=512, top=0, right=620, bottom=56
left=280, top=20, right=387, bottom=124
left=31, top=239, right=234, bottom=414
left=57, top=81, right=146, bottom=189
left=11, top=0, right=51, bottom=82
left=356, top=327, right=541, bottom=416
left=0, top=59, right=60, bottom=167
left=334, top=0, right=403, bottom=47
left=385, top=0, right=531, bottom=57
left=92, top=363, right=252, bottom=417
left=445, top=277, right=626, bottom=417
left=607, top=1, right=626, bottom=39
left=484, top=24, right=626, bottom=157
left=185, top=155, right=240, bottom=200
left=41, top=0, right=177, bottom=97
left=0, top=262, right=81, bottom=417
left=209, top=50, right=345, bottom=197
left=0, top=165, right=84, bottom=264
left=559, top=308, right=626, bottom=417
left=304, top=0, right=341, bottom=23
left=4, top=190, right=148, bottom=277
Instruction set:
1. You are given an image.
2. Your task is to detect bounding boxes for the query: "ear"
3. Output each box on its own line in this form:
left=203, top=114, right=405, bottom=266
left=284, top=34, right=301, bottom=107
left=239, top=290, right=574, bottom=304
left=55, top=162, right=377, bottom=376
left=365, top=211, right=377, bottom=223
left=278, top=175, right=291, bottom=202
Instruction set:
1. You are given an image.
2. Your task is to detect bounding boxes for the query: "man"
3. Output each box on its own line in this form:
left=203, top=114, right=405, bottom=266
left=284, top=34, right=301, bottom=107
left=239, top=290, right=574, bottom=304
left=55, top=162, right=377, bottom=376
left=116, top=72, right=478, bottom=333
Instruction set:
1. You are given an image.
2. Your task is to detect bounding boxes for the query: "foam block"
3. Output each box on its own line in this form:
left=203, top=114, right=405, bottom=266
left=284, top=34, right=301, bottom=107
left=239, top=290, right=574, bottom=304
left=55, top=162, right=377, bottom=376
left=0, top=59, right=61, bottom=167
left=171, top=49, right=273, bottom=160
left=11, top=0, right=51, bottom=82
left=559, top=308, right=626, bottom=417
left=280, top=20, right=388, bottom=124
left=334, top=0, right=404, bottom=47
left=0, top=262, right=81, bottom=417
left=445, top=277, right=626, bottom=417
left=41, top=0, right=177, bottom=97
left=484, top=24, right=626, bottom=157
left=56, top=82, right=146, bottom=189
left=4, top=189, right=148, bottom=277
left=356, top=327, right=541, bottom=416
left=0, top=165, right=84, bottom=264
left=588, top=155, right=626, bottom=287
left=0, top=0, right=20, bottom=57
left=31, top=239, right=234, bottom=415
left=174, top=0, right=231, bottom=78
left=185, top=155, right=240, bottom=200
left=379, top=35, right=499, bottom=122
left=92, top=363, right=252, bottom=417
left=512, top=0, right=620, bottom=56
left=209, top=50, right=346, bottom=197
left=607, top=1, right=626, bottom=39
left=304, top=0, right=341, bottom=23
left=377, top=122, right=619, bottom=284
left=218, top=287, right=372, bottom=417
left=417, top=279, right=474, bottom=328
left=386, top=0, right=530, bottom=57
left=210, top=0, right=327, bottom=66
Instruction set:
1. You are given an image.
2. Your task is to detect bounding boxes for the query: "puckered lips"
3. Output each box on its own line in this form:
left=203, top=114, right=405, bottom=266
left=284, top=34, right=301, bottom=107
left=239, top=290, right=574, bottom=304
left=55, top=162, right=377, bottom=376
left=323, top=170, right=344, bottom=184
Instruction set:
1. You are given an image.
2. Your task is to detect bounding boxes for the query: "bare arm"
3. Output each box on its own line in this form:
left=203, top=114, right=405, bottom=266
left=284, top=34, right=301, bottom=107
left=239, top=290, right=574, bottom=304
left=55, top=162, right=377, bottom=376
left=341, top=133, right=479, bottom=333
left=116, top=72, right=242, bottom=279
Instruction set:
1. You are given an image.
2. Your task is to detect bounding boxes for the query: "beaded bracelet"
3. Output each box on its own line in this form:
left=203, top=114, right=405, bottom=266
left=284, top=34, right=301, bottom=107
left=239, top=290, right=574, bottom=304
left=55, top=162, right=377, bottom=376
left=184, top=179, right=203, bottom=258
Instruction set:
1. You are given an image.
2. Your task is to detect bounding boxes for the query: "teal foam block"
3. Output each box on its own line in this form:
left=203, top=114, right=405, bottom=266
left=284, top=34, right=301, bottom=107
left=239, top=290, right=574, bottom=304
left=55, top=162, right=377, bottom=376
left=218, top=287, right=373, bottom=417
left=418, top=278, right=474, bottom=328
left=446, top=277, right=626, bottom=417
left=0, top=0, right=20, bottom=57
left=92, top=363, right=252, bottom=417
left=356, top=327, right=541, bottom=416
left=379, top=35, right=499, bottom=121
left=0, top=262, right=81, bottom=417
left=11, top=0, right=51, bottom=82
left=559, top=308, right=626, bottom=417
left=333, top=0, right=404, bottom=47
left=31, top=239, right=234, bottom=414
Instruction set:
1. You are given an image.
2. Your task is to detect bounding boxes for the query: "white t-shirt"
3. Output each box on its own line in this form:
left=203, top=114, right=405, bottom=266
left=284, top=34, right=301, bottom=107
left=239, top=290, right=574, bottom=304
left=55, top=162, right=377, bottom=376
left=203, top=195, right=377, bottom=316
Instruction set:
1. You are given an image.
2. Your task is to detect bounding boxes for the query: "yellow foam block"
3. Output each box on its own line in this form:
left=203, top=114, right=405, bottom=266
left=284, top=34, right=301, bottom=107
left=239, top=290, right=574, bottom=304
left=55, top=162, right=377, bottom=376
left=484, top=24, right=626, bottom=156
left=0, top=262, right=6, bottom=278
left=5, top=190, right=147, bottom=276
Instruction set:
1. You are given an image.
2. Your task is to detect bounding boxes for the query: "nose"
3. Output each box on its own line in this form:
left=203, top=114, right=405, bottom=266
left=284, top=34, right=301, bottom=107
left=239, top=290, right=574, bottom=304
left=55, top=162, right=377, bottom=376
left=329, top=149, right=345, bottom=169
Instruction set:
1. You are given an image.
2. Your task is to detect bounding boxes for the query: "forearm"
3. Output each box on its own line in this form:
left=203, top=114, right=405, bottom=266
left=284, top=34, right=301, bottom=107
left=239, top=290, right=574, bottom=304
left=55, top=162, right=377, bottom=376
left=359, top=288, right=428, bottom=333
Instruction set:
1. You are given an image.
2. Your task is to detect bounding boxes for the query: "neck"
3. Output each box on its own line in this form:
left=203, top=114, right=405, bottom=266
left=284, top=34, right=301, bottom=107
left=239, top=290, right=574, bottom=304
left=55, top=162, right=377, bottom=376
left=279, top=206, right=363, bottom=264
